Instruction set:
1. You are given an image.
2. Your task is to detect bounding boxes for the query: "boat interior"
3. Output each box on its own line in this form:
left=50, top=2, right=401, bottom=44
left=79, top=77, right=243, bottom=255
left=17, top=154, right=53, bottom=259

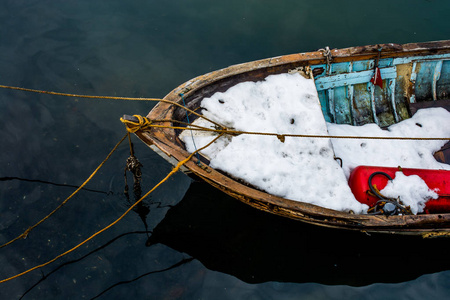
left=174, top=51, right=450, bottom=165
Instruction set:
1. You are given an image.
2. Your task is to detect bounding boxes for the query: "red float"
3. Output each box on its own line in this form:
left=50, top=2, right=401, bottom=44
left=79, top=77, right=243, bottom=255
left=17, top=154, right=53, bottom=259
left=348, top=165, right=450, bottom=213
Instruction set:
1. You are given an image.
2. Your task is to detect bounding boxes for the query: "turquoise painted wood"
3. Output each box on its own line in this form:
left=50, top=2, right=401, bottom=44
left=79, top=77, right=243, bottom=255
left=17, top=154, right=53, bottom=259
left=313, top=53, right=450, bottom=127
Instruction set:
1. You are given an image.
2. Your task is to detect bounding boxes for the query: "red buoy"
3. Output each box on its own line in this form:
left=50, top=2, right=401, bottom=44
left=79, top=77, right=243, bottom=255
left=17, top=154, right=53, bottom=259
left=348, top=166, right=450, bottom=213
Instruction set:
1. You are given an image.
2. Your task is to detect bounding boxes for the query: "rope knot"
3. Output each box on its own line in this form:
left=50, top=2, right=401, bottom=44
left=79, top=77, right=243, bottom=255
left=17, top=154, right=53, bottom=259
left=22, top=228, right=32, bottom=239
left=120, top=115, right=152, bottom=133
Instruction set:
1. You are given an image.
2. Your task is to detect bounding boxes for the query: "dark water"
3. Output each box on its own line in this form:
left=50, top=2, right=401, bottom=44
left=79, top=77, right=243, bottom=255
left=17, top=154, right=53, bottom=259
left=1, top=0, right=450, bottom=299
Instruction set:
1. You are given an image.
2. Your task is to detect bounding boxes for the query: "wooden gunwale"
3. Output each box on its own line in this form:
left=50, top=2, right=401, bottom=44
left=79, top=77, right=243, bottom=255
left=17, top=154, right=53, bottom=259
left=135, top=40, right=450, bottom=235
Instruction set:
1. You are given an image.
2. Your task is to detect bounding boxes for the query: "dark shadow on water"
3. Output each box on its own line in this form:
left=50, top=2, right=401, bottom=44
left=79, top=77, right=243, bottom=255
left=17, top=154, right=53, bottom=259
left=0, top=176, right=112, bottom=195
left=19, top=231, right=152, bottom=300
left=148, top=181, right=450, bottom=286
left=90, top=257, right=194, bottom=300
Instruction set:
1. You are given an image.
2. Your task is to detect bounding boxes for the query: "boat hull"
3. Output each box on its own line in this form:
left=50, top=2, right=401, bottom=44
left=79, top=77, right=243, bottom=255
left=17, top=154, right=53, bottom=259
left=133, top=40, right=450, bottom=236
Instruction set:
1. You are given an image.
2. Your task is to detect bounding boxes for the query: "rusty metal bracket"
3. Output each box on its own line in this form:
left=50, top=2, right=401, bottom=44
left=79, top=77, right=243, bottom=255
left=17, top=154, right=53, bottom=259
left=319, top=46, right=333, bottom=76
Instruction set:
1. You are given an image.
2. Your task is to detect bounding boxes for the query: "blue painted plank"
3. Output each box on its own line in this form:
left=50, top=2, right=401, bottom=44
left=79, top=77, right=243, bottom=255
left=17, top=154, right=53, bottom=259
left=315, top=67, right=397, bottom=91
left=392, top=53, right=450, bottom=65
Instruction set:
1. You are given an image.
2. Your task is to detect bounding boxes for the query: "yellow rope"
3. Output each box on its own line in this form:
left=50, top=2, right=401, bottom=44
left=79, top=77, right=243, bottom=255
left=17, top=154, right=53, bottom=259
left=1, top=82, right=448, bottom=282
left=122, top=118, right=450, bottom=141
left=0, top=134, right=128, bottom=249
left=422, top=231, right=450, bottom=238
left=0, top=84, right=225, bottom=129
left=0, top=84, right=164, bottom=101
left=4, top=84, right=446, bottom=141
left=120, top=115, right=153, bottom=133
left=0, top=133, right=223, bottom=284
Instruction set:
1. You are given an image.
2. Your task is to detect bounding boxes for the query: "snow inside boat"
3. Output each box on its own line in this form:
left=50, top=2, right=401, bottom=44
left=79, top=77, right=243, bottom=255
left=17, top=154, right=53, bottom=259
left=124, top=40, right=450, bottom=236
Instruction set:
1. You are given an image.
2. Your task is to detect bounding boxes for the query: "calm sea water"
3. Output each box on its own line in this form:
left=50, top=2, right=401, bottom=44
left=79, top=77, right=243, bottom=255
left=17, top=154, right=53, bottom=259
left=1, top=0, right=450, bottom=299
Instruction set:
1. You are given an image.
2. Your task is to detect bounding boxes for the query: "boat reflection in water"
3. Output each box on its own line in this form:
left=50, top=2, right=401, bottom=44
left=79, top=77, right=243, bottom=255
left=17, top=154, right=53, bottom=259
left=147, top=181, right=450, bottom=286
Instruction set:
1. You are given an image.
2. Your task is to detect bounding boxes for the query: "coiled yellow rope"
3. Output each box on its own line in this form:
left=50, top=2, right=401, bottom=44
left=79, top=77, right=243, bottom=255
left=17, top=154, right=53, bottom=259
left=120, top=115, right=153, bottom=133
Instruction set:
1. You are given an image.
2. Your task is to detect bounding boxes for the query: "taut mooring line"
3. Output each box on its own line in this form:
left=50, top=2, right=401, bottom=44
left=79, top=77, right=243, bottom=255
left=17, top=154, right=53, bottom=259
left=0, top=132, right=224, bottom=284
left=0, top=134, right=128, bottom=250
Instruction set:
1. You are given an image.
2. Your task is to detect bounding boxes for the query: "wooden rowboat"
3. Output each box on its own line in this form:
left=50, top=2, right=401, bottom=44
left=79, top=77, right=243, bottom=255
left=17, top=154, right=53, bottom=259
left=125, top=40, right=450, bottom=236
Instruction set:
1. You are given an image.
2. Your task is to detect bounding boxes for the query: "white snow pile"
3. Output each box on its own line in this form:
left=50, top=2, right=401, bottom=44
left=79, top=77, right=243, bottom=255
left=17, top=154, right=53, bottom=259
left=327, top=108, right=450, bottom=178
left=180, top=73, right=450, bottom=214
left=380, top=172, right=439, bottom=214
